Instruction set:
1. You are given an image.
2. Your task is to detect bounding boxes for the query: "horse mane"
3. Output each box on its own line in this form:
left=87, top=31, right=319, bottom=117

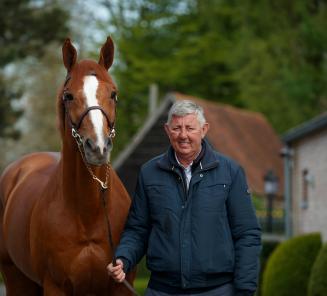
left=56, top=81, right=66, bottom=139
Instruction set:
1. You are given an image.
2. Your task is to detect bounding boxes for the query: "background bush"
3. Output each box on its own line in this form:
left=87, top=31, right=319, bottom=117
left=257, top=239, right=280, bottom=295
left=262, top=233, right=322, bottom=296
left=308, top=243, right=327, bottom=296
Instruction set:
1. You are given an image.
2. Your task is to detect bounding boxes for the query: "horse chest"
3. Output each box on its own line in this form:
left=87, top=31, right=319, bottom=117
left=32, top=209, right=113, bottom=290
left=43, top=235, right=111, bottom=293
left=66, top=244, right=109, bottom=292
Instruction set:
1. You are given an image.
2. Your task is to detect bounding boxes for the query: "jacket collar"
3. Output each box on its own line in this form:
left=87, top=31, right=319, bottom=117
left=157, top=139, right=219, bottom=172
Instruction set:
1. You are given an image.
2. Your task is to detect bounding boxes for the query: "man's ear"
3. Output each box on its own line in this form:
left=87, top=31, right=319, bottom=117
left=164, top=123, right=171, bottom=137
left=201, top=122, right=209, bottom=138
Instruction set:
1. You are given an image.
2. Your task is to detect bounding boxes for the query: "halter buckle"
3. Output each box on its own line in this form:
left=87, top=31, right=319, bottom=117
left=109, top=128, right=116, bottom=138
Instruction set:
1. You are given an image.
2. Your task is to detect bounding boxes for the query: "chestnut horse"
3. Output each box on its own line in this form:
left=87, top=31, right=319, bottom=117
left=0, top=38, right=135, bottom=295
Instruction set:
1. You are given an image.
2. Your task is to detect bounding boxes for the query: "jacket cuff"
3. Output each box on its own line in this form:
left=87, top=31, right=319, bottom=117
left=117, top=257, right=131, bottom=273
left=235, top=290, right=254, bottom=296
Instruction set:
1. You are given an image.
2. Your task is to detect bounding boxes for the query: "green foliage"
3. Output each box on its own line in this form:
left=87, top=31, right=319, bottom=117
left=0, top=0, right=69, bottom=139
left=308, top=243, right=327, bottom=296
left=134, top=277, right=148, bottom=295
left=0, top=74, right=22, bottom=139
left=97, top=0, right=327, bottom=150
left=0, top=0, right=69, bottom=66
left=134, top=257, right=150, bottom=295
left=257, top=240, right=280, bottom=296
left=262, top=233, right=322, bottom=296
left=252, top=194, right=265, bottom=212
left=232, top=1, right=327, bottom=133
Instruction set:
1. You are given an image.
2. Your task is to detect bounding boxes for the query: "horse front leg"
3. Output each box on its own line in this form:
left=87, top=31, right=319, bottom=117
left=43, top=275, right=67, bottom=296
left=0, top=261, right=42, bottom=296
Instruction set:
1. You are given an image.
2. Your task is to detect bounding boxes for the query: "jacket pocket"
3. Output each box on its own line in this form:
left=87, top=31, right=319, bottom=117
left=195, top=183, right=230, bottom=212
left=146, top=184, right=180, bottom=216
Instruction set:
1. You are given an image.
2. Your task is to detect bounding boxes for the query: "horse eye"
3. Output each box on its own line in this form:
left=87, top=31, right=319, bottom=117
left=63, top=92, right=74, bottom=101
left=110, top=91, right=118, bottom=102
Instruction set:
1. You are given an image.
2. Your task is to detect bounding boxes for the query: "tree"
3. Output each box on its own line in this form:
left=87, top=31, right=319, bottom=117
left=0, top=0, right=69, bottom=138
left=97, top=0, right=242, bottom=154
left=232, top=0, right=327, bottom=132
left=97, top=0, right=327, bottom=136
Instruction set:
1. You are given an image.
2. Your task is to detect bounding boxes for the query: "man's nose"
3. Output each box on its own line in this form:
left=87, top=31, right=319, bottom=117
left=179, top=128, right=187, bottom=137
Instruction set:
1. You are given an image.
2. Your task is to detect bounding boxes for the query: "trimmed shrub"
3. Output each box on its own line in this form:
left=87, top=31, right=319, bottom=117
left=308, top=243, right=327, bottom=296
left=262, top=233, right=322, bottom=296
left=257, top=240, right=280, bottom=296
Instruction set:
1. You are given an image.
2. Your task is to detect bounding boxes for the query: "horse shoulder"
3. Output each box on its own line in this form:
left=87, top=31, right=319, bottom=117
left=0, top=152, right=60, bottom=283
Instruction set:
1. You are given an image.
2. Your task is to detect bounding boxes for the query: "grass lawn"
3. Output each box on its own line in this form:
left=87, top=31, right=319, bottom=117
left=134, top=277, right=149, bottom=295
left=134, top=257, right=150, bottom=295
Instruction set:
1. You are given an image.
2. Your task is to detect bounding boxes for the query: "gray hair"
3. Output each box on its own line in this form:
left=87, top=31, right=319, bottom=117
left=167, top=100, right=206, bottom=127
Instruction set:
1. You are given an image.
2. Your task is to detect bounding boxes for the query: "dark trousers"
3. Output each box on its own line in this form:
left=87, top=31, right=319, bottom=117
left=145, top=283, right=235, bottom=296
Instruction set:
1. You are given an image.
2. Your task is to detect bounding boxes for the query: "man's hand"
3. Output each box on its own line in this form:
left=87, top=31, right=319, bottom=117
left=107, top=259, right=126, bottom=282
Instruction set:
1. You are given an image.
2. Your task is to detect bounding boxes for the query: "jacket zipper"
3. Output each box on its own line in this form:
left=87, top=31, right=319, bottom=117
left=171, top=166, right=188, bottom=202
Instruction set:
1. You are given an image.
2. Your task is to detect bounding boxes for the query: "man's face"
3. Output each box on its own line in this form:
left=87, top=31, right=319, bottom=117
left=164, top=113, right=209, bottom=162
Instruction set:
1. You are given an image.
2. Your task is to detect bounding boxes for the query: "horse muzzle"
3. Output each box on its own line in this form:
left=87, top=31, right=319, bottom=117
left=83, top=137, right=112, bottom=166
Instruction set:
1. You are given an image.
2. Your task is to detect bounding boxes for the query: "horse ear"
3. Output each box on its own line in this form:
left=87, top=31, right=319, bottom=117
left=98, top=36, right=114, bottom=71
left=62, top=38, right=77, bottom=72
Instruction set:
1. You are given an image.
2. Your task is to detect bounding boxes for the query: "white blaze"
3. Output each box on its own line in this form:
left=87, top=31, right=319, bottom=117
left=83, top=75, right=106, bottom=153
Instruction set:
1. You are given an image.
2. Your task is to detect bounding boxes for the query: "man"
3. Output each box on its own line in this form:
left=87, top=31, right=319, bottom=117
left=108, top=100, right=261, bottom=295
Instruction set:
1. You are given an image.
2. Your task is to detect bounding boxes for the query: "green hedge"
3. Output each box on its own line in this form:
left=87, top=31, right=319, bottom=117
left=262, top=233, right=322, bottom=296
left=308, top=243, right=327, bottom=296
left=257, top=240, right=280, bottom=295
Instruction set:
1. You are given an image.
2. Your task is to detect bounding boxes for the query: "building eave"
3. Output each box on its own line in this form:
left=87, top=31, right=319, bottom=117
left=283, top=112, right=327, bottom=144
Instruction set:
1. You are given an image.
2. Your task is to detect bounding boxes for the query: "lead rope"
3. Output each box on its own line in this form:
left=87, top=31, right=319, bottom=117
left=100, top=186, right=140, bottom=296
left=72, top=129, right=140, bottom=296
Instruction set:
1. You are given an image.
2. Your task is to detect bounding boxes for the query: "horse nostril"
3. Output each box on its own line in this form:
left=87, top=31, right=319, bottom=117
left=104, top=138, right=112, bottom=153
left=85, top=138, right=96, bottom=152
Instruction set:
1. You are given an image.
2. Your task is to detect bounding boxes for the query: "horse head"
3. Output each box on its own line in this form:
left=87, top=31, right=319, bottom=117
left=58, top=37, right=117, bottom=166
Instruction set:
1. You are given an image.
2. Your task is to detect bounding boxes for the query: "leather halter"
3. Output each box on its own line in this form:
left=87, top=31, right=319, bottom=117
left=63, top=95, right=116, bottom=135
left=62, top=81, right=117, bottom=140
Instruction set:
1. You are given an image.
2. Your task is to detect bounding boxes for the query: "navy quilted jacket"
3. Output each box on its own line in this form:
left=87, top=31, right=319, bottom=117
left=115, top=140, right=261, bottom=294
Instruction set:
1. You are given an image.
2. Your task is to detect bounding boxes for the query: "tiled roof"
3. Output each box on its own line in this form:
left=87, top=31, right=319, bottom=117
left=174, top=93, right=284, bottom=196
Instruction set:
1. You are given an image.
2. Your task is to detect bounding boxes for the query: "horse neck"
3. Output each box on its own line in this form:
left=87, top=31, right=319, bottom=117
left=60, top=137, right=108, bottom=223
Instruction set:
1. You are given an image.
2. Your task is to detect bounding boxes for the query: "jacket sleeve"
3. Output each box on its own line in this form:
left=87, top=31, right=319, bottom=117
left=226, top=166, right=262, bottom=292
left=114, top=171, right=150, bottom=273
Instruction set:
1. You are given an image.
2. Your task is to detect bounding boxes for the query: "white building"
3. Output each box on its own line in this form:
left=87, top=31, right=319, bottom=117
left=283, top=112, right=327, bottom=240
